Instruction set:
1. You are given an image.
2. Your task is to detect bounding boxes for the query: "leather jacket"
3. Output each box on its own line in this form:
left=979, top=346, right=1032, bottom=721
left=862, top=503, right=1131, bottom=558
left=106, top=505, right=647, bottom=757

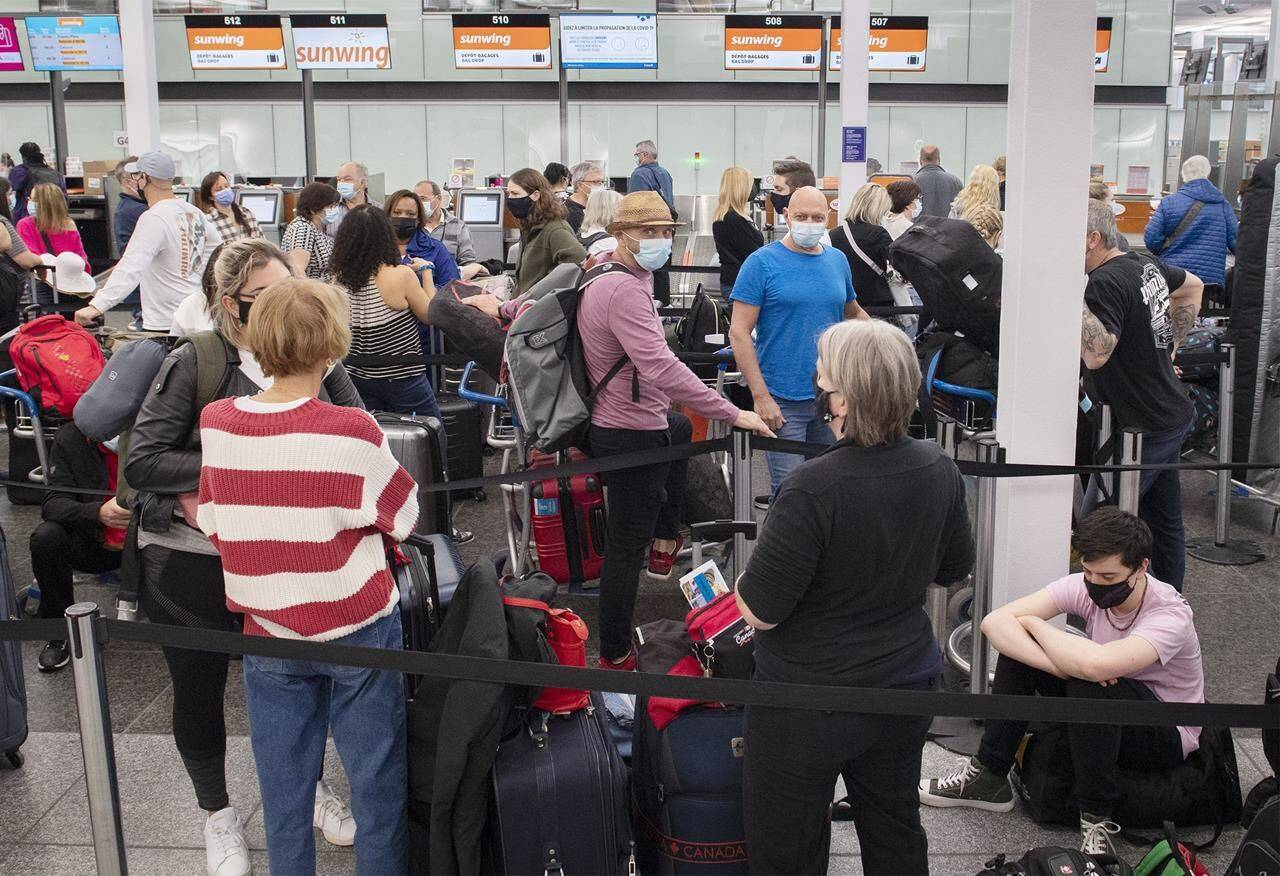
left=124, top=336, right=364, bottom=532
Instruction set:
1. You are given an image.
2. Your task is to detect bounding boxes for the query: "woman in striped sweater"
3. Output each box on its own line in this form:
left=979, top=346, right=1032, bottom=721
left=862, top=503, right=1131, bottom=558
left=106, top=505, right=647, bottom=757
left=197, top=277, right=417, bottom=875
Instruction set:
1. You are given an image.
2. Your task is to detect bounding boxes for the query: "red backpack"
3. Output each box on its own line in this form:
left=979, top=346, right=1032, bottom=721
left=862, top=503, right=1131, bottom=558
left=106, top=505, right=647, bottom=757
left=502, top=595, right=590, bottom=714
left=10, top=315, right=106, bottom=417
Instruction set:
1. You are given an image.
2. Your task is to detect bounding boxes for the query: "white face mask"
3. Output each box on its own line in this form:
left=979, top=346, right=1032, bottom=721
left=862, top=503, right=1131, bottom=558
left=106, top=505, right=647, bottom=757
left=910, top=200, right=923, bottom=219
left=789, top=222, right=826, bottom=249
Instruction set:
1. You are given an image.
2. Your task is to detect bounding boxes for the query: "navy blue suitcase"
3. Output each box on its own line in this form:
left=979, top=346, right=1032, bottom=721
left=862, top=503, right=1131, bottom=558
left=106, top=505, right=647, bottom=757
left=0, top=526, right=28, bottom=767
left=633, top=703, right=749, bottom=874
left=484, top=693, right=634, bottom=875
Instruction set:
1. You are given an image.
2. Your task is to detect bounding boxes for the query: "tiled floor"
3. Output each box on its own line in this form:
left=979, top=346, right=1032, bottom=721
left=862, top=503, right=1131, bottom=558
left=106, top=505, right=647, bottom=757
left=1, top=445, right=1277, bottom=875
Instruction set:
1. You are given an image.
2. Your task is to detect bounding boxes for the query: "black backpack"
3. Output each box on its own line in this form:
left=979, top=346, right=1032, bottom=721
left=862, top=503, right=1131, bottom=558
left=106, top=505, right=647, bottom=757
left=674, top=285, right=727, bottom=382
left=1227, top=794, right=1280, bottom=876
left=978, top=848, right=1132, bottom=876
left=1238, top=657, right=1280, bottom=831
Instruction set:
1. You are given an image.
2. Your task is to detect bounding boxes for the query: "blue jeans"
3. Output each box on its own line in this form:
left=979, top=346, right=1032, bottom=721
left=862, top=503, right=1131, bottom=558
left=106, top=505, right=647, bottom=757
left=351, top=372, right=442, bottom=421
left=243, top=610, right=408, bottom=876
left=765, top=395, right=835, bottom=495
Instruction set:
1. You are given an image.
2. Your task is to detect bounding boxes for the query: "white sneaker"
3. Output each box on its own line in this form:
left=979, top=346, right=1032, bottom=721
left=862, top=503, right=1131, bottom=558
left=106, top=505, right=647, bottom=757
left=1079, top=812, right=1121, bottom=856
left=204, top=807, right=252, bottom=876
left=313, top=779, right=357, bottom=847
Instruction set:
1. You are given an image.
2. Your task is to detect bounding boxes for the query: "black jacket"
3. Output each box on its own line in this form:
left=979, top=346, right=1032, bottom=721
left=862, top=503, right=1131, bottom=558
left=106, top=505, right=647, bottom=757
left=712, top=210, right=764, bottom=289
left=125, top=334, right=363, bottom=530
left=42, top=422, right=110, bottom=535
left=829, top=219, right=895, bottom=308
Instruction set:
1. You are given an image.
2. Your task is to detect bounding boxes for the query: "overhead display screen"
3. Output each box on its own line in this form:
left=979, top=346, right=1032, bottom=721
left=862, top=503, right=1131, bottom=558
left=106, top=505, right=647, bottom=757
left=26, top=16, right=122, bottom=71
left=1095, top=17, right=1113, bottom=72
left=724, top=15, right=822, bottom=72
left=292, top=13, right=391, bottom=69
left=559, top=14, right=657, bottom=69
left=452, top=14, right=551, bottom=70
left=829, top=15, right=928, bottom=72
left=185, top=14, right=285, bottom=70
left=0, top=18, right=24, bottom=72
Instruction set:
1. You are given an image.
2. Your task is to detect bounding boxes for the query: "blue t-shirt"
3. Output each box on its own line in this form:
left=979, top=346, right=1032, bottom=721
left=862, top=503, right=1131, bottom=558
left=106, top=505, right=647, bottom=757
left=730, top=241, right=856, bottom=401
left=405, top=229, right=461, bottom=286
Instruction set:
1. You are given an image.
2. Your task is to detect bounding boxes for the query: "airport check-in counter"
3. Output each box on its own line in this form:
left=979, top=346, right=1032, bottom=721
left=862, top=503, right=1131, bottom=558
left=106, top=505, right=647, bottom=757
left=236, top=188, right=286, bottom=245
left=455, top=188, right=507, bottom=264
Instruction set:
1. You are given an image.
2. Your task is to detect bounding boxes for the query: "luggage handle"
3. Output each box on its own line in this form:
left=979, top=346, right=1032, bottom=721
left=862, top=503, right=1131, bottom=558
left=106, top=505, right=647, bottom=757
left=457, top=360, right=507, bottom=409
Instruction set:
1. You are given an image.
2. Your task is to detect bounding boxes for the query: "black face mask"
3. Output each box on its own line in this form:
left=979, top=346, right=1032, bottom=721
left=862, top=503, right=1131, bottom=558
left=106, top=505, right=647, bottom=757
left=769, top=192, right=790, bottom=215
left=237, top=297, right=253, bottom=324
left=391, top=217, right=418, bottom=241
left=1084, top=570, right=1138, bottom=610
left=506, top=195, right=533, bottom=220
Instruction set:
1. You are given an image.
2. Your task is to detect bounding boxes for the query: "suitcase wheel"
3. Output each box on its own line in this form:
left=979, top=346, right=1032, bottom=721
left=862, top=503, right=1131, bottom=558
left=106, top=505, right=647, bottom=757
left=4, top=750, right=22, bottom=769
left=947, top=585, right=974, bottom=626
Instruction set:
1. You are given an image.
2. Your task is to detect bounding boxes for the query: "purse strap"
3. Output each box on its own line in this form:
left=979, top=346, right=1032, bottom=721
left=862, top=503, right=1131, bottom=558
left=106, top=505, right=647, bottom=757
left=844, top=221, right=886, bottom=278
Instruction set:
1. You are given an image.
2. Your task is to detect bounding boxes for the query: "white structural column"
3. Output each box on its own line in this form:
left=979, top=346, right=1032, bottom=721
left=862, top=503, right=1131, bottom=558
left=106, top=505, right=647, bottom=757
left=837, top=0, right=870, bottom=206
left=1270, top=0, right=1280, bottom=85
left=989, top=1, right=1096, bottom=610
left=118, top=0, right=161, bottom=153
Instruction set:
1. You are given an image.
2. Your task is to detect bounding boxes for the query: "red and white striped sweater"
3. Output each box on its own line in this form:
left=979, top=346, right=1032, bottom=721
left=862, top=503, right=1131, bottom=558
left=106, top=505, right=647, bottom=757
left=196, top=397, right=418, bottom=641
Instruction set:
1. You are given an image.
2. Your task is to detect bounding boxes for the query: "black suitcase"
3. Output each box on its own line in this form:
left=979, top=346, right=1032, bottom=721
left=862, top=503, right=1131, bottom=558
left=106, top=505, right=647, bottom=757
left=888, top=216, right=1003, bottom=355
left=484, top=693, right=635, bottom=875
left=375, top=412, right=451, bottom=536
left=0, top=526, right=29, bottom=767
left=634, top=703, right=748, bottom=875
left=393, top=532, right=466, bottom=700
left=437, top=392, right=486, bottom=499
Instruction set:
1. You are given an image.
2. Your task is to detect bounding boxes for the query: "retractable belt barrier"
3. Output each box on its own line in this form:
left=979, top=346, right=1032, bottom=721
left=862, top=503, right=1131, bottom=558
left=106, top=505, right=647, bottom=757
left=0, top=617, right=1274, bottom=730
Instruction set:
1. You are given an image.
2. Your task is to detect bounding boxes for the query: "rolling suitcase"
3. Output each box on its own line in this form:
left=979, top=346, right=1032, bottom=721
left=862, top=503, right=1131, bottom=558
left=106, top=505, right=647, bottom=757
left=529, top=449, right=607, bottom=586
left=0, top=526, right=29, bottom=767
left=392, top=532, right=465, bottom=700
left=437, top=391, right=486, bottom=500
left=375, top=412, right=452, bottom=537
left=483, top=692, right=635, bottom=875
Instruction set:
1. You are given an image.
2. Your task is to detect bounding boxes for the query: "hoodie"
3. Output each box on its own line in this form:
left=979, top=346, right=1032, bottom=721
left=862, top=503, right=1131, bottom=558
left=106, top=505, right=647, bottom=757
left=1144, top=177, right=1238, bottom=286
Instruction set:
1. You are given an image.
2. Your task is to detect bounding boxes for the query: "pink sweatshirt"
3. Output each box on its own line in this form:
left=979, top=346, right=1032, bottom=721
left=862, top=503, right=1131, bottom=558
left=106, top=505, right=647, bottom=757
left=577, top=256, right=738, bottom=431
left=16, top=217, right=91, bottom=273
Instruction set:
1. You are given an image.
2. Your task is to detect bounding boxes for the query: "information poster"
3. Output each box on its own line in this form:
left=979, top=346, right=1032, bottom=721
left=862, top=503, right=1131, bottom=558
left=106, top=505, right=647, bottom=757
left=185, top=14, right=285, bottom=70
left=292, top=14, right=390, bottom=70
left=26, top=16, right=123, bottom=71
left=1095, top=18, right=1113, bottom=72
left=0, top=18, right=23, bottom=71
left=559, top=14, right=656, bottom=69
left=449, top=158, right=475, bottom=189
left=724, top=15, right=822, bottom=71
left=829, top=15, right=928, bottom=72
left=452, top=14, right=551, bottom=70
left=1126, top=165, right=1150, bottom=195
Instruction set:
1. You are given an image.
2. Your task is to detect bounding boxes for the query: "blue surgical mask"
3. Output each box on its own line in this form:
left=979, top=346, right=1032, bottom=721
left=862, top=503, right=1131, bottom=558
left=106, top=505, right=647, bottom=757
left=335, top=181, right=357, bottom=201
left=213, top=187, right=235, bottom=207
left=789, top=222, right=826, bottom=249
left=624, top=233, right=672, bottom=272
left=101, top=435, right=120, bottom=453
left=323, top=205, right=341, bottom=224
left=5, top=192, right=13, bottom=213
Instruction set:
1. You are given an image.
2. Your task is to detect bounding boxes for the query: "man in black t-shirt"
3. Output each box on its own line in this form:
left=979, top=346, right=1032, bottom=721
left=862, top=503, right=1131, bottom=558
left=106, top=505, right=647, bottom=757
left=1081, top=199, right=1204, bottom=591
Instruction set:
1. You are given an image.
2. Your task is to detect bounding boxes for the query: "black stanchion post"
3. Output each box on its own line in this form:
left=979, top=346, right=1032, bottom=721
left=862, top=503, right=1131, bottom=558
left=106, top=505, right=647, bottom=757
left=1098, top=403, right=1114, bottom=498
left=1118, top=429, right=1143, bottom=516
left=730, top=429, right=755, bottom=582
left=1188, top=343, right=1266, bottom=565
left=66, top=603, right=128, bottom=875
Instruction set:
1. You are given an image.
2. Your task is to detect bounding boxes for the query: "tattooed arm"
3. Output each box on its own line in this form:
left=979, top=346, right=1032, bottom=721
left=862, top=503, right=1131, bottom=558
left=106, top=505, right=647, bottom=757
left=1080, top=306, right=1119, bottom=370
left=1168, top=270, right=1204, bottom=354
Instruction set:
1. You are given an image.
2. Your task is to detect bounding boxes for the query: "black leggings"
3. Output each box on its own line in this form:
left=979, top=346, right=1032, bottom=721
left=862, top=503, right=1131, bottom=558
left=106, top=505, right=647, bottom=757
left=140, top=545, right=237, bottom=813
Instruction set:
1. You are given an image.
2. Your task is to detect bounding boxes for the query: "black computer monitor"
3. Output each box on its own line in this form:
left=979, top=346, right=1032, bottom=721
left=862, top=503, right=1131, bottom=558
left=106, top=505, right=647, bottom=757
left=237, top=190, right=282, bottom=226
left=1241, top=43, right=1267, bottom=81
left=457, top=190, right=504, bottom=227
left=610, top=176, right=629, bottom=194
left=1180, top=48, right=1212, bottom=85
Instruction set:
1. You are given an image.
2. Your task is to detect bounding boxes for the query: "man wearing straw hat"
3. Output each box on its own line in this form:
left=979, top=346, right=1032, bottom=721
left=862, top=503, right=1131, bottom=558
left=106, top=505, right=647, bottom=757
left=578, top=190, right=773, bottom=670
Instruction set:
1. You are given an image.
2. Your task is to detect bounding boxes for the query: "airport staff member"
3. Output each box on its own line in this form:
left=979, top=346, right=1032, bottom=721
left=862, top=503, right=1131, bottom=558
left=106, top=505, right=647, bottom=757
left=628, top=140, right=675, bottom=305
left=76, top=151, right=221, bottom=331
left=414, top=180, right=486, bottom=282
left=327, top=161, right=371, bottom=236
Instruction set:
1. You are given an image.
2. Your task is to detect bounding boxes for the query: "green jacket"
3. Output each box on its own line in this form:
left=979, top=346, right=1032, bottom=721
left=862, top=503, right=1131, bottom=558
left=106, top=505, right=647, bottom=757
left=514, top=218, right=586, bottom=295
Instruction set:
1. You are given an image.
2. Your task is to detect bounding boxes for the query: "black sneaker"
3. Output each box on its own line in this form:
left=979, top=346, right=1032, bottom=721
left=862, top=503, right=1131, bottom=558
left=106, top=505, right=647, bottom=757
left=753, top=494, right=772, bottom=511
left=38, top=640, right=70, bottom=673
left=452, top=527, right=474, bottom=545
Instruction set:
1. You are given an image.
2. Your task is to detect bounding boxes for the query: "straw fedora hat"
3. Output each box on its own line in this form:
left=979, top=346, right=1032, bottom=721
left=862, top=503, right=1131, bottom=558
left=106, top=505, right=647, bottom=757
left=606, top=191, right=683, bottom=236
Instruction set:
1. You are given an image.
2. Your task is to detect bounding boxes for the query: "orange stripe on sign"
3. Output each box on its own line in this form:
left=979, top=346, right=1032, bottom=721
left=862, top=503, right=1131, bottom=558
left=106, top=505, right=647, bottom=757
left=186, top=27, right=284, bottom=52
left=869, top=28, right=927, bottom=53
left=1096, top=30, right=1111, bottom=53
left=452, top=26, right=550, bottom=51
left=724, top=27, right=820, bottom=51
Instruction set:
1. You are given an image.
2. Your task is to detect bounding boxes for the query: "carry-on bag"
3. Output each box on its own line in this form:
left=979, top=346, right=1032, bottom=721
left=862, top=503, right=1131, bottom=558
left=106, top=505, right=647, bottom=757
left=976, top=847, right=1133, bottom=876
left=10, top=313, right=106, bottom=417
left=528, top=448, right=607, bottom=586
left=436, top=391, right=486, bottom=499
left=0, top=526, right=29, bottom=767
left=675, top=287, right=728, bottom=382
left=482, top=692, right=635, bottom=876
left=426, top=285, right=505, bottom=381
left=1227, top=794, right=1280, bottom=876
left=374, top=412, right=451, bottom=536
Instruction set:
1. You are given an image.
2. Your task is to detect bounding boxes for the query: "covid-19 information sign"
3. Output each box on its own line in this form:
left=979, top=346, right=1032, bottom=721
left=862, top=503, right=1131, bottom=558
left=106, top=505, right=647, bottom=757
left=724, top=15, right=823, bottom=71
left=184, top=14, right=285, bottom=70
left=452, top=14, right=551, bottom=70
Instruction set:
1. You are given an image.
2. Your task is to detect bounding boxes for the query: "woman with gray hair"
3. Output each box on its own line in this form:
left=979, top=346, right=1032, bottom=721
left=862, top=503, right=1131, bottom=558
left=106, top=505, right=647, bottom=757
left=578, top=187, right=623, bottom=259
left=735, top=318, right=975, bottom=875
left=829, top=182, right=895, bottom=309
left=1143, top=154, right=1237, bottom=305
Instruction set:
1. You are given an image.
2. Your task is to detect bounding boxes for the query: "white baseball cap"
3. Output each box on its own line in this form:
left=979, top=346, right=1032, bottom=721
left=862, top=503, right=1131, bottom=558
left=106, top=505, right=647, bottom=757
left=123, top=151, right=176, bottom=181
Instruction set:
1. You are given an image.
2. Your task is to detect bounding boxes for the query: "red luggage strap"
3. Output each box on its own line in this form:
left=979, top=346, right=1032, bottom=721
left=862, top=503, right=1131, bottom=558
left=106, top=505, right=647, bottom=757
left=634, top=804, right=747, bottom=865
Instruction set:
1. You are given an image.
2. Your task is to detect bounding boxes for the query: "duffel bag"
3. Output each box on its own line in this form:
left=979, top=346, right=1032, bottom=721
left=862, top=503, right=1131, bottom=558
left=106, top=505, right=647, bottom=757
left=426, top=284, right=505, bottom=381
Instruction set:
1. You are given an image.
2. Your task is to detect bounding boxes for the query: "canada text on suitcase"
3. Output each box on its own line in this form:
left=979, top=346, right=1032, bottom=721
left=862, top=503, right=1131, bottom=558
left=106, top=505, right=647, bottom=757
left=0, top=526, right=29, bottom=767
left=375, top=412, right=452, bottom=536
left=529, top=449, right=607, bottom=587
left=484, top=692, right=635, bottom=875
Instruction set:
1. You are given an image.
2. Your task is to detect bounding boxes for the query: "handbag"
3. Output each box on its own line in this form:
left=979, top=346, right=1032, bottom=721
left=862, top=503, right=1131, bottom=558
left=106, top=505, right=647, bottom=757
left=686, top=592, right=754, bottom=679
left=502, top=595, right=590, bottom=714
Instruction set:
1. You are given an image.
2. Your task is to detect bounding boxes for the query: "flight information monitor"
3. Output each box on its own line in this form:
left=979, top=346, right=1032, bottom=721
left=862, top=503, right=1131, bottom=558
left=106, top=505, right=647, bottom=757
left=26, top=16, right=123, bottom=72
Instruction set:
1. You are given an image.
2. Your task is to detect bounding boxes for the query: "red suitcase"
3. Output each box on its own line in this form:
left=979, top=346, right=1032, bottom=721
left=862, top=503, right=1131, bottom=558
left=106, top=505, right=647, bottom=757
left=529, top=449, right=607, bottom=586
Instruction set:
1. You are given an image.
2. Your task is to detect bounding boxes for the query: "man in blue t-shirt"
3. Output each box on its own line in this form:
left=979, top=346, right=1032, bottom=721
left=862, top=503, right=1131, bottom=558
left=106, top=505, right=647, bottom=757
left=729, top=186, right=869, bottom=502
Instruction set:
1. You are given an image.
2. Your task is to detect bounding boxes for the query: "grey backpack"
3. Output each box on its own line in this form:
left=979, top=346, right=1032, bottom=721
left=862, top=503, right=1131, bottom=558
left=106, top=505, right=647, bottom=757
left=504, top=261, right=635, bottom=452
left=74, top=336, right=171, bottom=442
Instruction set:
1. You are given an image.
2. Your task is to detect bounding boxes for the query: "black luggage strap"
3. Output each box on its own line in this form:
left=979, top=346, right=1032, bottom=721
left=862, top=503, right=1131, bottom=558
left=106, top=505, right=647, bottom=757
left=531, top=712, right=565, bottom=875
left=1161, top=200, right=1205, bottom=251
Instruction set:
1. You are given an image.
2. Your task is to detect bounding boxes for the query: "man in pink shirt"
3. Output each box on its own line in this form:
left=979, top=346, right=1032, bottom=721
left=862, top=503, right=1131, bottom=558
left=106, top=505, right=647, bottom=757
left=920, top=507, right=1204, bottom=856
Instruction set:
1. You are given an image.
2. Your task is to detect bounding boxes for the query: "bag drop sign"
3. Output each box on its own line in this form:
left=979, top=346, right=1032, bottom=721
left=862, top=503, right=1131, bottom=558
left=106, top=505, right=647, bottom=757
left=452, top=14, right=551, bottom=70
left=829, top=15, right=928, bottom=72
left=291, top=14, right=390, bottom=70
left=184, top=15, right=285, bottom=70
left=724, top=15, right=822, bottom=71
left=0, top=18, right=24, bottom=72
left=1095, top=18, right=1113, bottom=72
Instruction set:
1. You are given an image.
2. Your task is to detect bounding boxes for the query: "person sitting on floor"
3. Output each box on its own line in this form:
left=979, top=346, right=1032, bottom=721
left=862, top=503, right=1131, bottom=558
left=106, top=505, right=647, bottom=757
left=920, top=507, right=1205, bottom=857
left=29, top=422, right=128, bottom=672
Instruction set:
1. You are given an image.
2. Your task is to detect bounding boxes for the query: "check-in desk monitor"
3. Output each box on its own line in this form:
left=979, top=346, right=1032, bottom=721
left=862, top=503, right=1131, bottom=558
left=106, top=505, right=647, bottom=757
left=456, top=189, right=505, bottom=263
left=172, top=187, right=195, bottom=204
left=237, top=189, right=283, bottom=244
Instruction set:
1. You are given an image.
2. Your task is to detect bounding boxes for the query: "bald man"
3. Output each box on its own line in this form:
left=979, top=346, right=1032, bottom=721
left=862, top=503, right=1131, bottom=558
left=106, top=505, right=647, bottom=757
left=327, top=160, right=369, bottom=236
left=914, top=145, right=963, bottom=217
left=729, top=186, right=870, bottom=502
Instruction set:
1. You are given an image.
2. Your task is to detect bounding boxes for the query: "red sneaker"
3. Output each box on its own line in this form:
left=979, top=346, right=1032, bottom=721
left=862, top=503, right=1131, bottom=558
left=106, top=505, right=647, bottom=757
left=646, top=536, right=684, bottom=581
left=597, top=650, right=636, bottom=672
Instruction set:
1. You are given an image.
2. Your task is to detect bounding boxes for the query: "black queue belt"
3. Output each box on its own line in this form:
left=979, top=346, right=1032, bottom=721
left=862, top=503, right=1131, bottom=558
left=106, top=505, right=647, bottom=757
left=0, top=618, right=1274, bottom=730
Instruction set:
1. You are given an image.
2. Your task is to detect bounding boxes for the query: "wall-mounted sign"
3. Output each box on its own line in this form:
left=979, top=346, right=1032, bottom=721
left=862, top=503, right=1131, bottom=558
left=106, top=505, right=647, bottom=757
left=26, top=16, right=123, bottom=72
left=185, top=14, right=285, bottom=70
left=291, top=14, right=390, bottom=69
left=1095, top=17, right=1113, bottom=72
left=724, top=15, right=822, bottom=71
left=559, top=13, right=656, bottom=70
left=841, top=126, right=867, bottom=164
left=0, top=17, right=24, bottom=72
left=452, top=13, right=551, bottom=70
left=829, top=15, right=928, bottom=72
